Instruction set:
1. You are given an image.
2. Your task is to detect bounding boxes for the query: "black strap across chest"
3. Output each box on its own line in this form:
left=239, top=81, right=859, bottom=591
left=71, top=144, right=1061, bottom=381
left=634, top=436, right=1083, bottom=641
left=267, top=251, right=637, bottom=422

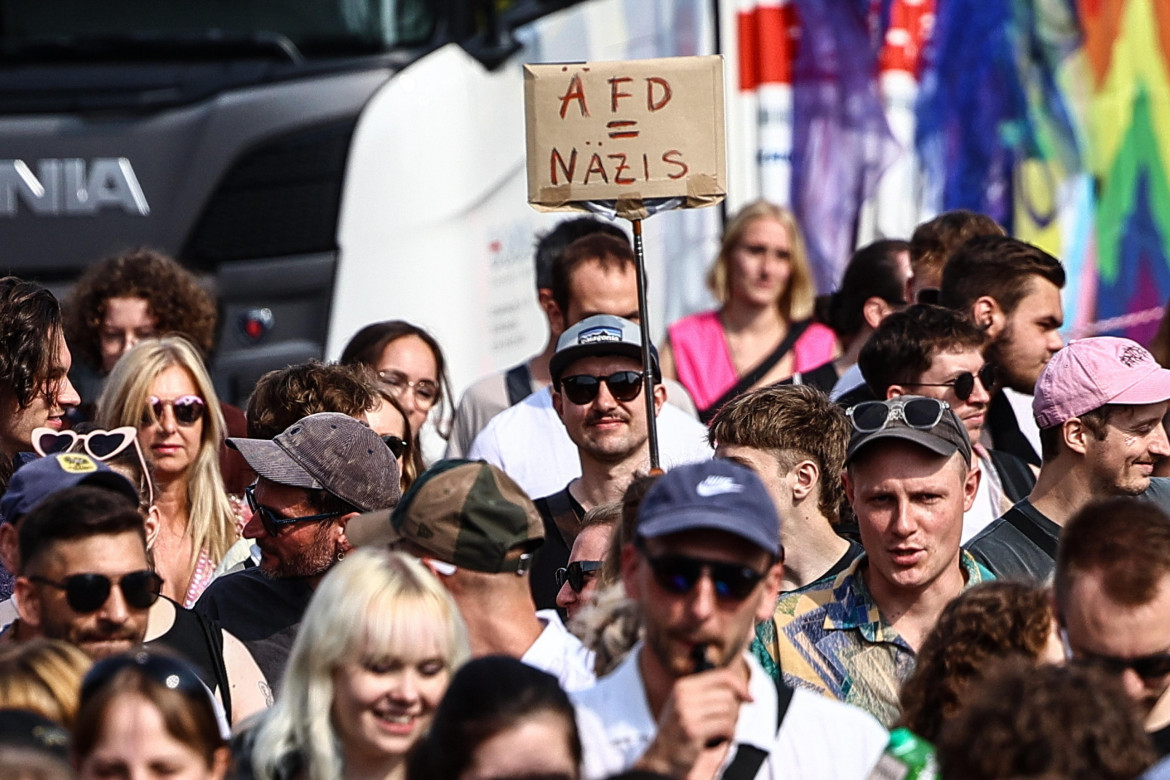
left=700, top=320, right=811, bottom=424
left=505, top=363, right=533, bottom=406
left=718, top=678, right=794, bottom=780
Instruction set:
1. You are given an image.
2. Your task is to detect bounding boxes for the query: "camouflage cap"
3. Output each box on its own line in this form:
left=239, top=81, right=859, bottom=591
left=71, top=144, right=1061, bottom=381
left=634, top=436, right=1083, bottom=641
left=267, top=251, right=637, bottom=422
left=348, top=459, right=544, bottom=574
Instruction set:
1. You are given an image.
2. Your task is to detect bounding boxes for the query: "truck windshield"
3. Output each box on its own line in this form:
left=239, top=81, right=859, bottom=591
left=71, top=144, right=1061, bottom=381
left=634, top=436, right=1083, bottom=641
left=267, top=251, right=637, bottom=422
left=0, top=0, right=435, bottom=59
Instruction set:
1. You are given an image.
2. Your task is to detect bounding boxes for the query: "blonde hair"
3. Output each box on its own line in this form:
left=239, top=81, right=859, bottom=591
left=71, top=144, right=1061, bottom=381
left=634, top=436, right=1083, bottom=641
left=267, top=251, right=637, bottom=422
left=706, top=200, right=816, bottom=320
left=96, top=335, right=236, bottom=564
left=253, top=549, right=470, bottom=780
left=0, top=639, right=91, bottom=727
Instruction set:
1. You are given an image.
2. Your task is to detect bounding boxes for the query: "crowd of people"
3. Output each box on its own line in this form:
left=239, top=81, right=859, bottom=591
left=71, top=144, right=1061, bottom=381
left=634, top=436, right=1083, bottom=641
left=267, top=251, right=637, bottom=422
left=1, top=203, right=1170, bottom=780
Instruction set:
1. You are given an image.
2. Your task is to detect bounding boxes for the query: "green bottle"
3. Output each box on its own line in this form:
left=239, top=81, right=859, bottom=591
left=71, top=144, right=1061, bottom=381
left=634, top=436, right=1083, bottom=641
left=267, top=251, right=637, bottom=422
left=867, top=728, right=939, bottom=780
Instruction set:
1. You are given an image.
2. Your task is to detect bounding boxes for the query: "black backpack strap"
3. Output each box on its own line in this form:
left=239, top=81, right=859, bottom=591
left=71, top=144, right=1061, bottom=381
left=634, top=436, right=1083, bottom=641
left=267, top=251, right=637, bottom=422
left=700, top=320, right=811, bottom=424
left=195, top=611, right=232, bottom=722
left=543, top=488, right=581, bottom=549
left=504, top=363, right=533, bottom=406
left=1004, top=506, right=1059, bottom=560
left=988, top=449, right=1036, bottom=503
left=719, top=675, right=794, bottom=779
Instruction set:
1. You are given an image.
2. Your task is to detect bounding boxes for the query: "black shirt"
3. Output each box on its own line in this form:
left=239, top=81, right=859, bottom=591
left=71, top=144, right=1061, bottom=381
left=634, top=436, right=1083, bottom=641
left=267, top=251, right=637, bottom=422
left=1152, top=722, right=1170, bottom=759
left=194, top=567, right=314, bottom=694
left=965, top=499, right=1059, bottom=582
left=531, top=485, right=586, bottom=611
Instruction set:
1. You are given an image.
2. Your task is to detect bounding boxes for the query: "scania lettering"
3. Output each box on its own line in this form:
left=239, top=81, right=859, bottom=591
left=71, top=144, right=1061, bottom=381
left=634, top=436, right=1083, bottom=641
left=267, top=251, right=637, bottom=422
left=0, top=158, right=150, bottom=217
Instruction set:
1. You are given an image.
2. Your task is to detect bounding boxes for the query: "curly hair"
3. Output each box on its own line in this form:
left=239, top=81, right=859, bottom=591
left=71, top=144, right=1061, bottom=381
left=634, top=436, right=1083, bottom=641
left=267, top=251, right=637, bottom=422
left=896, top=581, right=1055, bottom=743
left=707, top=201, right=816, bottom=321
left=245, top=361, right=376, bottom=440
left=64, top=249, right=217, bottom=370
left=0, top=276, right=64, bottom=409
left=936, top=658, right=1155, bottom=780
left=96, top=336, right=236, bottom=565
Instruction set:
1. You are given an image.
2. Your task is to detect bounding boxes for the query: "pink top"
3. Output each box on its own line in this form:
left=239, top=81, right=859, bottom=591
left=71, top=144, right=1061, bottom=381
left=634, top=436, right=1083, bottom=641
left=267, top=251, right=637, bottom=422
left=668, top=309, right=837, bottom=413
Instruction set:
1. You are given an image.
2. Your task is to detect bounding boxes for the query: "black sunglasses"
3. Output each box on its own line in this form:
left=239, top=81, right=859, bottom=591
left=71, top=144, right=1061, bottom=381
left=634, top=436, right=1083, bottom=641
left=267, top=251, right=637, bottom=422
left=638, top=544, right=766, bottom=601
left=145, top=395, right=206, bottom=427
left=904, top=364, right=996, bottom=402
left=847, top=397, right=949, bottom=434
left=382, top=434, right=408, bottom=459
left=555, top=560, right=603, bottom=592
left=560, top=371, right=644, bottom=405
left=30, top=569, right=162, bottom=614
left=1079, top=651, right=1170, bottom=681
left=245, top=484, right=342, bottom=537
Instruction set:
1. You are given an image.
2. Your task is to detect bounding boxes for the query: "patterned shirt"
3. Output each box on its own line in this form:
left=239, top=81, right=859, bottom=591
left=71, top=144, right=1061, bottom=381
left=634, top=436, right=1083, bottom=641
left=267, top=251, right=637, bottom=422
left=752, top=551, right=992, bottom=727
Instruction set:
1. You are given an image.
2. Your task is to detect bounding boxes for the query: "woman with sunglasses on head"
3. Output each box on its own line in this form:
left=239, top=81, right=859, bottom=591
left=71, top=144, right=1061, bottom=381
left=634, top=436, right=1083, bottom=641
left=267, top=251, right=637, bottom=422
left=72, top=650, right=230, bottom=780
left=97, top=336, right=241, bottom=608
left=341, top=321, right=454, bottom=466
left=661, top=201, right=838, bottom=423
left=243, top=548, right=468, bottom=780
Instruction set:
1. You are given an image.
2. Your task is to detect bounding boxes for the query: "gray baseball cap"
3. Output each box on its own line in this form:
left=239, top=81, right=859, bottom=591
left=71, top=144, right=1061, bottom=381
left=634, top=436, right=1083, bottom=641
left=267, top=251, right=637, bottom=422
left=844, top=397, right=972, bottom=466
left=228, top=412, right=400, bottom=513
left=549, top=314, right=660, bottom=384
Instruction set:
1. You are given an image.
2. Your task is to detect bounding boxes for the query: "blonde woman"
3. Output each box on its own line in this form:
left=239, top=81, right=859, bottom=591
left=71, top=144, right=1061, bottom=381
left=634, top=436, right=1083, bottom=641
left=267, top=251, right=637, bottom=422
left=0, top=638, right=91, bottom=727
left=97, top=335, right=238, bottom=606
left=247, top=549, right=470, bottom=780
left=662, top=201, right=837, bottom=421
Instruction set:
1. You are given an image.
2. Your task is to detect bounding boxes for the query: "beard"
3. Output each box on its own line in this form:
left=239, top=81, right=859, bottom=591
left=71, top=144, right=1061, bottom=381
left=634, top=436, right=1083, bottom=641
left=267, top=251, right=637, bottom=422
left=261, top=522, right=340, bottom=579
left=984, top=320, right=1039, bottom=394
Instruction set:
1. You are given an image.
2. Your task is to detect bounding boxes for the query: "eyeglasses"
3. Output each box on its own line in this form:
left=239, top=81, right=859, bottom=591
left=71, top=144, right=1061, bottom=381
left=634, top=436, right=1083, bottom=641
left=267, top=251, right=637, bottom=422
left=638, top=543, right=766, bottom=601
left=847, top=397, right=949, bottom=434
left=31, top=426, right=155, bottom=508
left=30, top=569, right=162, bottom=614
left=80, top=650, right=227, bottom=739
left=377, top=370, right=439, bottom=408
left=245, top=483, right=342, bottom=537
left=382, top=435, right=408, bottom=459
left=903, top=364, right=997, bottom=402
left=559, top=371, right=645, bottom=405
left=555, top=560, right=603, bottom=592
left=1061, top=627, right=1170, bottom=681
left=145, top=395, right=206, bottom=427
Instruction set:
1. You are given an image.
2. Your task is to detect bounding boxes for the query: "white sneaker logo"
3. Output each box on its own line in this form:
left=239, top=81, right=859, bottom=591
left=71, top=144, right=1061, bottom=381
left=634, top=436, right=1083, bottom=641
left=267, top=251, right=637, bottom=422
left=695, top=475, right=744, bottom=498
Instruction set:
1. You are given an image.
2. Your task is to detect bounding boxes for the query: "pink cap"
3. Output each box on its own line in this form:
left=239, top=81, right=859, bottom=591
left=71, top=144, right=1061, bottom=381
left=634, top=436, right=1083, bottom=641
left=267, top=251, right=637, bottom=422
left=1033, top=337, right=1170, bottom=429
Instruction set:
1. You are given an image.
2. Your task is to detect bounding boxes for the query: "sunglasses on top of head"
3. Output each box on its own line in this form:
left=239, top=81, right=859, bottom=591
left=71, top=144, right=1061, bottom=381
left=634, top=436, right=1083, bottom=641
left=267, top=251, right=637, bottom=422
left=846, top=397, right=950, bottom=434
left=144, top=395, right=206, bottom=427
left=559, top=371, right=645, bottom=405
left=32, top=426, right=155, bottom=508
left=902, top=364, right=997, bottom=402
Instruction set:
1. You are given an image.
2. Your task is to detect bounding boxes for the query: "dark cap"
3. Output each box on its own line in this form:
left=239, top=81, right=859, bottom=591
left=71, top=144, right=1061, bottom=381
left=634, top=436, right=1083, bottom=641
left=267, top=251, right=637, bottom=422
left=637, top=460, right=780, bottom=556
left=228, top=412, right=400, bottom=513
left=1, top=454, right=139, bottom=524
left=0, top=708, right=70, bottom=761
left=350, top=459, right=544, bottom=574
left=550, top=314, right=660, bottom=384
left=844, top=396, right=972, bottom=466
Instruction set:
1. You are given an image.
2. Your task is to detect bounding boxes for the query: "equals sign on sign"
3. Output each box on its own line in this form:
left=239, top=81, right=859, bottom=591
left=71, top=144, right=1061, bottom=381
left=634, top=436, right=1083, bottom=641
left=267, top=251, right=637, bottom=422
left=607, top=120, right=639, bottom=139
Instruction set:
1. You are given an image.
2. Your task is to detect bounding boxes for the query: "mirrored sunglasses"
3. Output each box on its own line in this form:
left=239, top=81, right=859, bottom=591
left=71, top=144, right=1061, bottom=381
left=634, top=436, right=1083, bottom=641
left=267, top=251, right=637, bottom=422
left=145, top=395, right=206, bottom=427
left=639, top=546, right=766, bottom=601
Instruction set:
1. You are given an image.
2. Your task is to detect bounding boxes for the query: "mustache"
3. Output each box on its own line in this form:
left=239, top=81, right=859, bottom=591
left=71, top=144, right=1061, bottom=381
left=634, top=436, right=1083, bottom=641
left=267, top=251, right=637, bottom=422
left=585, top=410, right=631, bottom=425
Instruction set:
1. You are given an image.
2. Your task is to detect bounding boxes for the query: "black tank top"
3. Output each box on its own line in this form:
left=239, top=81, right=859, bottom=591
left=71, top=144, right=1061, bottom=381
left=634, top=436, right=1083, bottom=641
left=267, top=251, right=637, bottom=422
left=148, top=597, right=232, bottom=720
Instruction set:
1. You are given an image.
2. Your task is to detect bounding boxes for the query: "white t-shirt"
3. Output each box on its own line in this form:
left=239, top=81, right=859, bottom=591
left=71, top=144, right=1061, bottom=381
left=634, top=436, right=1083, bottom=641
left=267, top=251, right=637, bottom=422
left=572, top=645, right=888, bottom=780
left=963, top=450, right=1006, bottom=543
left=467, top=387, right=712, bottom=499
left=522, top=609, right=596, bottom=692
left=1003, top=387, right=1042, bottom=458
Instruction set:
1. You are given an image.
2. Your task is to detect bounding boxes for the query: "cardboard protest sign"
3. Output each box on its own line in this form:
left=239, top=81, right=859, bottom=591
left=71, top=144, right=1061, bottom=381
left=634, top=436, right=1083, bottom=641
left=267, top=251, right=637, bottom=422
left=524, top=55, right=726, bottom=220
